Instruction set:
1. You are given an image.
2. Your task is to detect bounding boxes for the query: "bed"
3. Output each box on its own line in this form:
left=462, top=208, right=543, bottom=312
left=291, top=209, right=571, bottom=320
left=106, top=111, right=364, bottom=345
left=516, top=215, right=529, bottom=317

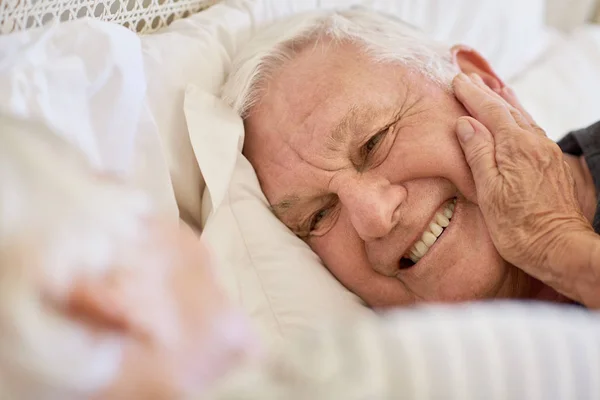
left=2, top=1, right=600, bottom=398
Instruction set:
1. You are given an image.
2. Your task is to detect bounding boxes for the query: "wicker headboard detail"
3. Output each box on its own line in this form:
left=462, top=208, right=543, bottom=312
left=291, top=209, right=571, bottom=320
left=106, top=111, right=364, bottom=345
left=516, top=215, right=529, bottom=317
left=0, top=0, right=217, bottom=35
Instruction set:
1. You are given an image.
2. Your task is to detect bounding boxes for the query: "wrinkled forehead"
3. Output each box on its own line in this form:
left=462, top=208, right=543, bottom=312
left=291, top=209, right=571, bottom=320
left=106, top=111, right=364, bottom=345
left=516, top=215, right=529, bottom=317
left=242, top=41, right=412, bottom=196
left=248, top=39, right=410, bottom=128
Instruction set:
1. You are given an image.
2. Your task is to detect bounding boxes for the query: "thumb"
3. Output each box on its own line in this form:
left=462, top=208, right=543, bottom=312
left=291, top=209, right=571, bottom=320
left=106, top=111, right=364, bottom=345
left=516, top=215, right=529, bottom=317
left=456, top=117, right=499, bottom=190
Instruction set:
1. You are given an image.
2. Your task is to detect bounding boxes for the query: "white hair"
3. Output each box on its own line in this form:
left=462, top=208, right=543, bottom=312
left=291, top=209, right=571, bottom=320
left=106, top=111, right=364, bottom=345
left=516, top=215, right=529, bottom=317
left=0, top=115, right=152, bottom=399
left=221, top=7, right=459, bottom=118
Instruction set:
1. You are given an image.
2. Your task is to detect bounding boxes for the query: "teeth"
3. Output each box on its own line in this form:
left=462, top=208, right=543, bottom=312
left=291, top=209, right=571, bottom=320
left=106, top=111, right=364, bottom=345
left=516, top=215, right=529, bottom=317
left=404, top=199, right=456, bottom=264
left=411, top=248, right=422, bottom=258
left=422, top=231, right=437, bottom=246
left=414, top=241, right=428, bottom=256
left=435, top=213, right=450, bottom=227
left=443, top=208, right=453, bottom=219
left=429, top=222, right=443, bottom=237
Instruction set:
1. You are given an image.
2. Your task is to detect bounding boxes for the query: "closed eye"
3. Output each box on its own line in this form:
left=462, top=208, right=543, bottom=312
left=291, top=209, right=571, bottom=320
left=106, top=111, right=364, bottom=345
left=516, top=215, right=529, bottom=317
left=364, top=130, right=386, bottom=153
left=309, top=208, right=329, bottom=231
left=305, top=196, right=339, bottom=237
left=357, top=125, right=394, bottom=170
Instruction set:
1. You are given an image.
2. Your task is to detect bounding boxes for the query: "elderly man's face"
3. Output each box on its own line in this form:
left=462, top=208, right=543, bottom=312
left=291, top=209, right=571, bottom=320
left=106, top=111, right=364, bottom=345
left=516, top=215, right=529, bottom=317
left=244, top=41, right=533, bottom=306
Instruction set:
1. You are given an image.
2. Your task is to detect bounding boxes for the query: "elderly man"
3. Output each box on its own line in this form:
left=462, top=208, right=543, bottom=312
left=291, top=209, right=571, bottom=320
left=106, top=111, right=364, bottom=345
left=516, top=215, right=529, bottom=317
left=222, top=8, right=599, bottom=307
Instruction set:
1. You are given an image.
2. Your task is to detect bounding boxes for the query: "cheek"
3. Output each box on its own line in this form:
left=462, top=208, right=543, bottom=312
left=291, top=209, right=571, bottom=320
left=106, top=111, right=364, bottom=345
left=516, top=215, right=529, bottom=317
left=439, top=208, right=509, bottom=298
left=311, top=222, right=369, bottom=286
left=310, top=220, right=412, bottom=305
left=390, top=127, right=478, bottom=202
left=402, top=205, right=512, bottom=301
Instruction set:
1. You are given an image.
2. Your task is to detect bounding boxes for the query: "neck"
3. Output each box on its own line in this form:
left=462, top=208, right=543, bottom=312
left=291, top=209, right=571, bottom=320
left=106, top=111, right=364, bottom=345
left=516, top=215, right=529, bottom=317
left=563, top=154, right=597, bottom=223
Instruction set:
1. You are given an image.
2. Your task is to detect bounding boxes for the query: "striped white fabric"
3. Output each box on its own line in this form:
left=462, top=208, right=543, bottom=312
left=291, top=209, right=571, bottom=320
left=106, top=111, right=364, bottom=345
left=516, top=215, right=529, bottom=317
left=379, top=303, right=600, bottom=399
left=211, top=302, right=600, bottom=399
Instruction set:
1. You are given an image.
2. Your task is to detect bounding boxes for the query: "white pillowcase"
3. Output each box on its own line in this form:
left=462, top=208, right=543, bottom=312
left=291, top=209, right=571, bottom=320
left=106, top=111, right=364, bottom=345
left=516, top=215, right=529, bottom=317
left=202, top=151, right=373, bottom=341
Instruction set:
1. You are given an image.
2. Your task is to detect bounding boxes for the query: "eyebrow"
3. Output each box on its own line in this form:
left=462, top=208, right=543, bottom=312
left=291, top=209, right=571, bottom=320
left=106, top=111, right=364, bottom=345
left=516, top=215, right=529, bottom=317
left=271, top=196, right=300, bottom=216
left=325, top=105, right=371, bottom=153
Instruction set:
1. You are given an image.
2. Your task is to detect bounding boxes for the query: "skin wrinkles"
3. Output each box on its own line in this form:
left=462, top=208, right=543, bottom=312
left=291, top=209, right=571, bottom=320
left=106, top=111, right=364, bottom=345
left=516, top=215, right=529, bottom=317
left=325, top=104, right=360, bottom=154
left=274, top=106, right=404, bottom=228
left=277, top=98, right=418, bottom=227
left=244, top=39, right=570, bottom=307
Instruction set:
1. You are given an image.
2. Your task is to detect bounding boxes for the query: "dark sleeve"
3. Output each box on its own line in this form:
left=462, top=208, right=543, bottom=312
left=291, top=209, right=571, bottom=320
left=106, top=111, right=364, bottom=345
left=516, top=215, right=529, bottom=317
left=558, top=120, right=600, bottom=233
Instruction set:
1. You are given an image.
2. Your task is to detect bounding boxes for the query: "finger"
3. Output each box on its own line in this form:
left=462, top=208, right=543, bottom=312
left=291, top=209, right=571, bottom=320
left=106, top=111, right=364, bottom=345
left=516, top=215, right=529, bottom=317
left=498, top=86, right=534, bottom=123
left=455, top=117, right=499, bottom=191
left=504, top=107, right=532, bottom=132
left=468, top=74, right=533, bottom=132
left=453, top=74, right=520, bottom=136
left=469, top=73, right=506, bottom=103
left=564, top=160, right=577, bottom=189
left=498, top=87, right=547, bottom=137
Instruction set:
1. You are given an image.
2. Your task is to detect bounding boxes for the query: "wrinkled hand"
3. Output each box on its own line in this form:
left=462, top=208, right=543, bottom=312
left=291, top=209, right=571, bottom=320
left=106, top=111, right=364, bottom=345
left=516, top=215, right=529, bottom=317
left=452, top=73, right=594, bottom=297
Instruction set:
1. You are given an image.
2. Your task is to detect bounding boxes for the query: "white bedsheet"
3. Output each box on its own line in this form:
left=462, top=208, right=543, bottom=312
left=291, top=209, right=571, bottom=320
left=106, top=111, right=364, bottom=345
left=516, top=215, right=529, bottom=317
left=209, top=302, right=600, bottom=400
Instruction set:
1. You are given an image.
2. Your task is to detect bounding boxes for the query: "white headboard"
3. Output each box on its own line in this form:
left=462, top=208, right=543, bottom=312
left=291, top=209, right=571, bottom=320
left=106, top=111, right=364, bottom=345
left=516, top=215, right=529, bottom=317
left=0, top=0, right=217, bottom=35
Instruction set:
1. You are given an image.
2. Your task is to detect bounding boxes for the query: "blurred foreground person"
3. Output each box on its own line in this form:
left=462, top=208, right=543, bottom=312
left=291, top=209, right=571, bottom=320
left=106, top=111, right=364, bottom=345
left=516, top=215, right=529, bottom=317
left=0, top=115, right=255, bottom=399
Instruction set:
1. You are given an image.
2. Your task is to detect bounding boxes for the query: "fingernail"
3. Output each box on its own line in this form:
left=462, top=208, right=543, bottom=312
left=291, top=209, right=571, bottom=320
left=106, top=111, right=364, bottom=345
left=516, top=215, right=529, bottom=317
left=470, top=73, right=484, bottom=85
left=456, top=73, right=469, bottom=82
left=456, top=118, right=475, bottom=142
left=503, top=86, right=514, bottom=97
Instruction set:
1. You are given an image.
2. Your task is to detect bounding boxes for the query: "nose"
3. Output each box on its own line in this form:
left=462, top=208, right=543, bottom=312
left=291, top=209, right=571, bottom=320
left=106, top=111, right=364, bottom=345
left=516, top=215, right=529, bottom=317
left=338, top=175, right=407, bottom=241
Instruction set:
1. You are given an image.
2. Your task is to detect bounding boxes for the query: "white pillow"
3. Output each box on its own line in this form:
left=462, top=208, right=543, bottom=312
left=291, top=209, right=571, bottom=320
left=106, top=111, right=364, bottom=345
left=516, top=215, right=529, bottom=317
left=202, top=153, right=373, bottom=341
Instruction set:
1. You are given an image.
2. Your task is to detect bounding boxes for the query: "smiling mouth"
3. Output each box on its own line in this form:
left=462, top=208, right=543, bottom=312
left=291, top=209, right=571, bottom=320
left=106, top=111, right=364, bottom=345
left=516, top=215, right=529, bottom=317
left=399, top=197, right=457, bottom=269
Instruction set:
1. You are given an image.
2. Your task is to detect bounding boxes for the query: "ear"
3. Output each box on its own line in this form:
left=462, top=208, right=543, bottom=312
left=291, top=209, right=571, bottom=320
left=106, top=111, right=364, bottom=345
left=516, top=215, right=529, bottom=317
left=451, top=45, right=505, bottom=91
